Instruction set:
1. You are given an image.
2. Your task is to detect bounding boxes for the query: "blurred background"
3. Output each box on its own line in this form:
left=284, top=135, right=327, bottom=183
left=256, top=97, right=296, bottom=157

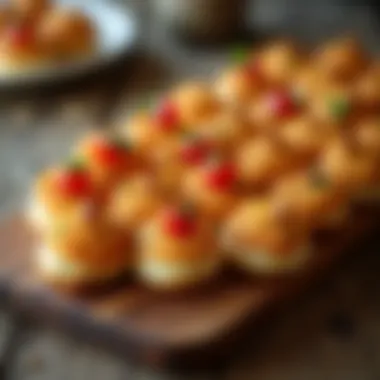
left=1, top=0, right=380, bottom=379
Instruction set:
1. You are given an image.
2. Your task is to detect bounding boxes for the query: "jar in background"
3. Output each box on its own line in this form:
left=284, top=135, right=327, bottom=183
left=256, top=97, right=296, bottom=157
left=152, top=0, right=248, bottom=43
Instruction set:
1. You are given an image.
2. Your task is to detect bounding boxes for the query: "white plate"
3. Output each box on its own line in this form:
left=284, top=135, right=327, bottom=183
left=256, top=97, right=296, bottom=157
left=0, top=0, right=139, bottom=87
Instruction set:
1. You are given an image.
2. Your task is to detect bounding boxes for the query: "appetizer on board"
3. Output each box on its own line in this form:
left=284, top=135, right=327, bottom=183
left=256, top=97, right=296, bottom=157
left=235, top=136, right=296, bottom=189
left=74, top=133, right=141, bottom=197
left=222, top=198, right=311, bottom=275
left=313, top=37, right=368, bottom=82
left=29, top=37, right=380, bottom=289
left=107, top=174, right=163, bottom=232
left=168, top=82, right=221, bottom=127
left=214, top=59, right=265, bottom=107
left=182, top=156, right=238, bottom=220
left=38, top=209, right=132, bottom=286
left=270, top=169, right=349, bottom=229
left=28, top=161, right=95, bottom=233
left=137, top=205, right=219, bottom=290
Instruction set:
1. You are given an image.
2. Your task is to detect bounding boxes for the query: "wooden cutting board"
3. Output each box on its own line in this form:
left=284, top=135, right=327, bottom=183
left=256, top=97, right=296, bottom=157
left=0, top=208, right=377, bottom=370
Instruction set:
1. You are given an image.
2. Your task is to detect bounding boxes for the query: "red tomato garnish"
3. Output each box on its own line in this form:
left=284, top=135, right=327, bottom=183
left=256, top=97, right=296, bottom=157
left=266, top=90, right=298, bottom=118
left=205, top=161, right=236, bottom=191
left=161, top=207, right=196, bottom=238
left=180, top=139, right=210, bottom=165
left=4, top=24, right=34, bottom=48
left=91, top=138, right=128, bottom=168
left=155, top=101, right=180, bottom=131
left=56, top=169, right=92, bottom=198
left=243, top=60, right=262, bottom=83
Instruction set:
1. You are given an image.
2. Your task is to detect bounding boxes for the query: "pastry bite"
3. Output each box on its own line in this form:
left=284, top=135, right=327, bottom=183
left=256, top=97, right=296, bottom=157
left=351, top=117, right=380, bottom=159
left=182, top=156, right=238, bottom=220
left=292, top=65, right=330, bottom=102
left=152, top=134, right=213, bottom=195
left=270, top=169, right=349, bottom=230
left=28, top=160, right=95, bottom=234
left=257, top=40, right=303, bottom=86
left=169, top=82, right=221, bottom=127
left=222, top=197, right=311, bottom=275
left=235, top=136, right=296, bottom=190
left=317, top=138, right=376, bottom=198
left=121, top=99, right=183, bottom=156
left=196, top=109, right=250, bottom=154
left=279, top=114, right=335, bottom=160
left=313, top=37, right=368, bottom=82
left=75, top=133, right=140, bottom=197
left=214, top=60, right=264, bottom=107
left=38, top=7, right=95, bottom=60
left=137, top=204, right=219, bottom=290
left=308, top=84, right=356, bottom=128
left=354, top=63, right=380, bottom=110
left=248, top=88, right=300, bottom=131
left=0, top=21, right=47, bottom=72
left=11, top=0, right=51, bottom=21
left=107, top=174, right=163, bottom=232
left=39, top=207, right=132, bottom=286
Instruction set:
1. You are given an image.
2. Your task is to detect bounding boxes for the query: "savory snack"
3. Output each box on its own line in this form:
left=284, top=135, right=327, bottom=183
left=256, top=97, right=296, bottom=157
left=182, top=157, right=238, bottom=220
left=28, top=161, right=94, bottom=233
left=214, top=61, right=264, bottom=107
left=29, top=37, right=380, bottom=290
left=38, top=7, right=95, bottom=60
left=169, top=82, right=221, bottom=127
left=137, top=205, right=219, bottom=290
left=0, top=0, right=96, bottom=74
left=0, top=22, right=47, bottom=72
left=257, top=40, right=303, bottom=86
left=38, top=209, right=132, bottom=286
left=354, top=63, right=380, bottom=110
left=151, top=134, right=213, bottom=195
left=270, top=169, right=349, bottom=229
left=249, top=88, right=300, bottom=131
left=222, top=197, right=311, bottom=275
left=11, top=0, right=51, bottom=21
left=313, top=37, right=368, bottom=82
left=107, top=174, right=163, bottom=232
left=279, top=114, right=334, bottom=160
left=235, top=136, right=296, bottom=189
left=317, top=138, right=376, bottom=198
left=122, top=100, right=182, bottom=156
left=74, top=133, right=141, bottom=197
left=196, top=109, right=250, bottom=154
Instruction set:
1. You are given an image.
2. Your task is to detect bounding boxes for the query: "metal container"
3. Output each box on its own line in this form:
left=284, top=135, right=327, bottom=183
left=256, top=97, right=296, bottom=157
left=153, top=0, right=248, bottom=43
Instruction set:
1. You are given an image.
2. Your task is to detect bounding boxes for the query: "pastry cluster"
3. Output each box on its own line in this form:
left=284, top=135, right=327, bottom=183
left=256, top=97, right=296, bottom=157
left=0, top=0, right=96, bottom=73
left=28, top=38, right=380, bottom=290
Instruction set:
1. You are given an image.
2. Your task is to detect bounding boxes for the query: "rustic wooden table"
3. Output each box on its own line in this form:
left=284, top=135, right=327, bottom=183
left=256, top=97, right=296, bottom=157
left=1, top=1, right=380, bottom=378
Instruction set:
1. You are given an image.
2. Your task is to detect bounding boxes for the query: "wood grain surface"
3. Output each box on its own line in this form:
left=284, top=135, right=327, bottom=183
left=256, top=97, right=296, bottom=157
left=0, top=207, right=377, bottom=370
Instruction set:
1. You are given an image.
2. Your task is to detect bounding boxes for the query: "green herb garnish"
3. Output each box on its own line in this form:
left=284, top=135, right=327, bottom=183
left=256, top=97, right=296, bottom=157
left=65, top=156, right=86, bottom=172
left=308, top=167, right=330, bottom=189
left=230, top=44, right=251, bottom=64
left=328, top=96, right=351, bottom=121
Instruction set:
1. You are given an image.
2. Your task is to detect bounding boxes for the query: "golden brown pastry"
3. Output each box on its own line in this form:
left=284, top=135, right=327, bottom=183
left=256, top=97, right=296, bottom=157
left=38, top=7, right=95, bottom=60
left=137, top=204, right=219, bottom=289
left=182, top=157, right=238, bottom=220
left=270, top=169, right=349, bottom=229
left=74, top=133, right=141, bottom=197
left=222, top=197, right=311, bottom=275
left=39, top=210, right=131, bottom=286
left=107, top=174, right=163, bottom=232
left=27, top=161, right=95, bottom=234
left=235, top=136, right=296, bottom=189
left=313, top=37, right=368, bottom=82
